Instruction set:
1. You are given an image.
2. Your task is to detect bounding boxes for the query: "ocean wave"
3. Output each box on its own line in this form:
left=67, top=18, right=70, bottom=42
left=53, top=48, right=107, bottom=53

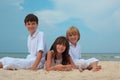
left=114, top=56, right=120, bottom=59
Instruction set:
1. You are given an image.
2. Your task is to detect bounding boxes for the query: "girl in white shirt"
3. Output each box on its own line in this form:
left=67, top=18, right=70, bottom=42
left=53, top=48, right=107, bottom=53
left=66, top=26, right=101, bottom=72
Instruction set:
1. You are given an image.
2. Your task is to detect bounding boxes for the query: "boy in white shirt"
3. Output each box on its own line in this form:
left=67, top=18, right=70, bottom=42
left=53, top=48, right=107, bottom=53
left=0, top=14, right=47, bottom=70
left=66, top=26, right=101, bottom=72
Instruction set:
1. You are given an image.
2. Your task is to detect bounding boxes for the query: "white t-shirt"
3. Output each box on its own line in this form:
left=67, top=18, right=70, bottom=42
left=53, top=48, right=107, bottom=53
left=0, top=30, right=47, bottom=70
left=69, top=42, right=98, bottom=69
left=27, top=30, right=47, bottom=61
left=69, top=42, right=81, bottom=62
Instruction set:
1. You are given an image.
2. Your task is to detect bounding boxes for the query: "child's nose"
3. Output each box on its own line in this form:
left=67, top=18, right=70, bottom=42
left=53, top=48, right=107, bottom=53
left=29, top=24, right=33, bottom=27
left=60, top=44, right=65, bottom=48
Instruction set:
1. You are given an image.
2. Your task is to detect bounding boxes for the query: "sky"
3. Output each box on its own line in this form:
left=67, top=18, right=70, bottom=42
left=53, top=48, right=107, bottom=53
left=0, top=0, right=120, bottom=53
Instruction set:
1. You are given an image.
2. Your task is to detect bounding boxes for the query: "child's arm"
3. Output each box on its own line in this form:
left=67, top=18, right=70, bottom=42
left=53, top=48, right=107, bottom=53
left=69, top=56, right=77, bottom=69
left=31, top=50, right=43, bottom=70
left=45, top=51, right=74, bottom=71
left=45, top=51, right=55, bottom=71
left=45, top=51, right=65, bottom=71
left=60, top=56, right=77, bottom=71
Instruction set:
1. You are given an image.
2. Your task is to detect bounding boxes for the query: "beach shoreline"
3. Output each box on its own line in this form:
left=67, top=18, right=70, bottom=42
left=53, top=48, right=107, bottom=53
left=0, top=61, right=120, bottom=80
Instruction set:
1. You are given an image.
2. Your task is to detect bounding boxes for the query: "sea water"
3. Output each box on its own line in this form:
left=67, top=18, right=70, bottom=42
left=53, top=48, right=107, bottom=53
left=0, top=53, right=28, bottom=58
left=82, top=53, right=120, bottom=61
left=0, top=53, right=120, bottom=61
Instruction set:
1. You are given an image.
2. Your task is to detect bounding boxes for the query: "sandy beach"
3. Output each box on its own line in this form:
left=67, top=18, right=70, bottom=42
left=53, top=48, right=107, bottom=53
left=0, top=61, right=120, bottom=80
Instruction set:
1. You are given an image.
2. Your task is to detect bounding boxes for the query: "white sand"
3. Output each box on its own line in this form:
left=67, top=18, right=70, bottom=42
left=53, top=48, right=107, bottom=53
left=0, top=61, right=120, bottom=80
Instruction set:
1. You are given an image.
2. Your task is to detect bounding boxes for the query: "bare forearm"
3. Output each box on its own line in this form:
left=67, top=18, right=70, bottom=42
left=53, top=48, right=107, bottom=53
left=31, top=51, right=43, bottom=70
left=47, top=66, right=58, bottom=71
left=31, top=58, right=41, bottom=70
left=46, top=64, right=73, bottom=71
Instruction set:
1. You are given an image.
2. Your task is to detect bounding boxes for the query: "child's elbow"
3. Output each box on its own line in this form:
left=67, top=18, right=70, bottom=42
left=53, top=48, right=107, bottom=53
left=45, top=67, right=51, bottom=71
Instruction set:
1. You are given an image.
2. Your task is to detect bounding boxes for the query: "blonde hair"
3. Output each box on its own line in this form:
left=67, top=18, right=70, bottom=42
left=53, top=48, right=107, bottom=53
left=66, top=26, right=80, bottom=41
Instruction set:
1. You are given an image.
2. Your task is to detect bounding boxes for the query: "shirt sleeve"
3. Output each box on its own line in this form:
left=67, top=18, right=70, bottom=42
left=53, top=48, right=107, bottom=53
left=37, top=32, right=45, bottom=52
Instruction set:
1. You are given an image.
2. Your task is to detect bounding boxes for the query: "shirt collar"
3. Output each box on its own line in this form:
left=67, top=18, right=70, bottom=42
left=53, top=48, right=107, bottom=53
left=69, top=42, right=77, bottom=48
left=30, top=29, right=39, bottom=39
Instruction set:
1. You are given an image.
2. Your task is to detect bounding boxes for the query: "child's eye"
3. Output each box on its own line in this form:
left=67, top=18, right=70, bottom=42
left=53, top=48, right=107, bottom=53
left=68, top=34, right=72, bottom=36
left=32, top=23, right=35, bottom=25
left=73, top=34, right=77, bottom=36
left=26, top=23, right=30, bottom=25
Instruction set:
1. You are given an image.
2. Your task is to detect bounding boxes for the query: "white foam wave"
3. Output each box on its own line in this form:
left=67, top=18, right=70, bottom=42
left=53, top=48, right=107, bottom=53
left=114, top=56, right=120, bottom=59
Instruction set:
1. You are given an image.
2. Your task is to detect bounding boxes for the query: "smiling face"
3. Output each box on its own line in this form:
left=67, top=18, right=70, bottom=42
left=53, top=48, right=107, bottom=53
left=66, top=26, right=80, bottom=46
left=24, top=14, right=38, bottom=36
left=25, top=21, right=38, bottom=36
left=56, top=44, right=66, bottom=55
left=67, top=33, right=79, bottom=46
left=51, top=36, right=69, bottom=57
left=50, top=36, right=70, bottom=65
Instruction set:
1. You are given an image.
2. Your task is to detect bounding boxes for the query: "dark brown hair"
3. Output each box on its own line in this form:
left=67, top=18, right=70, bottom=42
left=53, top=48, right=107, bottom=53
left=24, top=13, right=38, bottom=24
left=50, top=36, right=70, bottom=65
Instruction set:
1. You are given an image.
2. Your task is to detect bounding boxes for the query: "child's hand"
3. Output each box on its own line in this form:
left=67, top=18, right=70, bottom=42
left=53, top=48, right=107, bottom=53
left=54, top=64, right=73, bottom=71
left=30, top=66, right=37, bottom=71
left=54, top=64, right=65, bottom=71
left=64, top=65, right=73, bottom=71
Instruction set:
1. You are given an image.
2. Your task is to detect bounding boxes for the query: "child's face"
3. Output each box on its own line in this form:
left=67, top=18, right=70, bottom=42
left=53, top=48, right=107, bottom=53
left=56, top=44, right=66, bottom=54
left=68, top=34, right=79, bottom=46
left=25, top=21, right=38, bottom=36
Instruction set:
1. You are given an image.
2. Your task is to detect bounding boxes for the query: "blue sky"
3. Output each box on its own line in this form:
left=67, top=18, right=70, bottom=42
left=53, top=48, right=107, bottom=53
left=0, top=0, right=120, bottom=53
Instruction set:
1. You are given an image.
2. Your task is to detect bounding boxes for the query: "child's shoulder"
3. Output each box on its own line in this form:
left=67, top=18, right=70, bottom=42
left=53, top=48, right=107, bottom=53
left=48, top=50, right=54, bottom=54
left=38, top=31, right=44, bottom=34
left=37, top=31, right=45, bottom=37
left=47, top=50, right=54, bottom=58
